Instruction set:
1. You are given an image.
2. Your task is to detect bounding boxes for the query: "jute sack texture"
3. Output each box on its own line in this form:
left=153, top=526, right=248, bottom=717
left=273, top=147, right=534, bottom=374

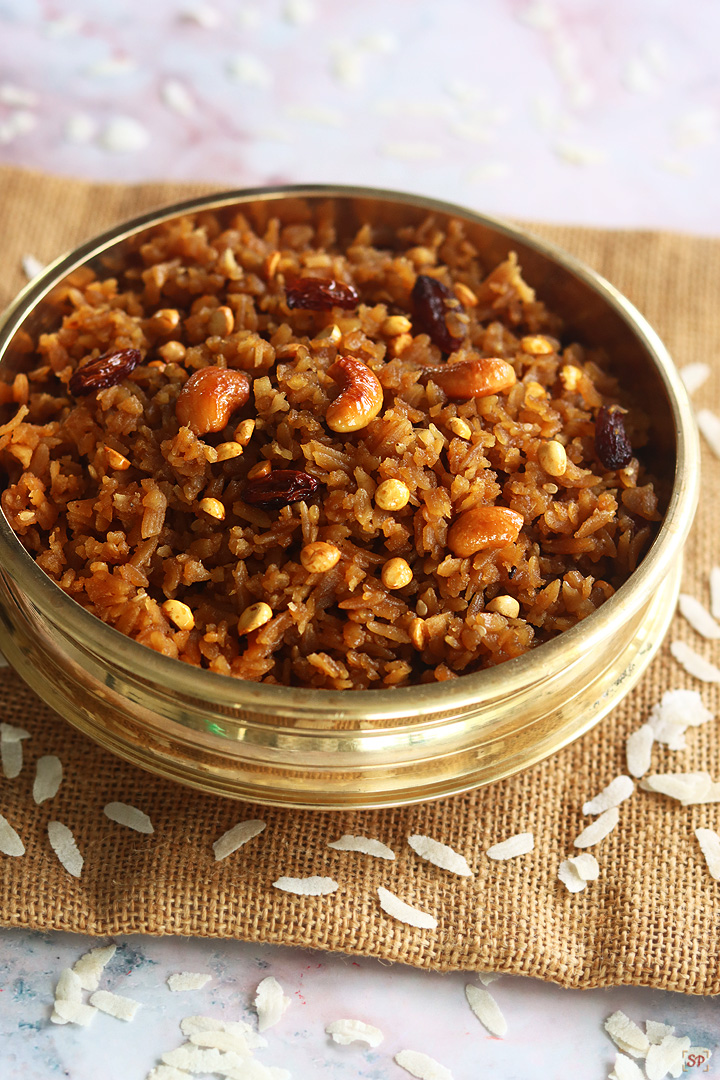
left=0, top=167, right=718, bottom=994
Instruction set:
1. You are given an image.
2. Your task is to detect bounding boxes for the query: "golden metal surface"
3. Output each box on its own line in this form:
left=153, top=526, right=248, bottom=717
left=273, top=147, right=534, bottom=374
left=0, top=185, right=701, bottom=808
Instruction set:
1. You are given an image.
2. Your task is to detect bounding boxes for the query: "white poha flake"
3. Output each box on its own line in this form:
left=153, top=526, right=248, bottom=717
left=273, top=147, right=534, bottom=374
left=648, top=688, right=713, bottom=750
left=162, top=1046, right=243, bottom=1074
left=55, top=967, right=82, bottom=1004
left=695, top=827, right=720, bottom=880
left=227, top=54, right=272, bottom=87
left=604, top=1011, right=650, bottom=1058
left=609, top=1052, right=645, bottom=1080
left=64, top=113, right=97, bottom=144
left=255, top=976, right=291, bottom=1032
left=646, top=1020, right=675, bottom=1044
left=213, top=819, right=266, bottom=861
left=85, top=56, right=137, bottom=78
left=678, top=594, right=720, bottom=639
left=48, top=821, right=83, bottom=878
left=486, top=832, right=534, bottom=860
left=711, top=567, right=720, bottom=620
left=0, top=82, right=38, bottom=107
left=679, top=362, right=711, bottom=395
left=582, top=775, right=634, bottom=815
left=465, top=984, right=507, bottom=1038
left=697, top=409, right=720, bottom=460
left=104, top=802, right=154, bottom=834
left=1, top=739, right=23, bottom=779
left=283, top=0, right=316, bottom=24
left=90, top=989, right=141, bottom=1021
left=99, top=116, right=150, bottom=154
left=190, top=1029, right=254, bottom=1054
left=161, top=79, right=195, bottom=116
left=51, top=999, right=97, bottom=1026
left=568, top=853, right=600, bottom=880
left=33, top=755, right=63, bottom=804
left=0, top=814, right=25, bottom=857
left=325, top=1019, right=384, bottom=1047
left=626, top=724, right=654, bottom=778
left=21, top=254, right=45, bottom=281
left=477, top=971, right=500, bottom=985
left=640, top=771, right=713, bottom=804
left=73, top=945, right=117, bottom=990
left=574, top=807, right=619, bottom=848
left=167, top=972, right=212, bottom=992
left=0, top=722, right=31, bottom=742
left=408, top=834, right=472, bottom=876
left=272, top=876, right=338, bottom=896
left=645, top=1035, right=691, bottom=1080
left=327, top=834, right=395, bottom=860
left=181, top=1016, right=266, bottom=1050
left=670, top=641, right=720, bottom=682
left=377, top=887, right=437, bottom=930
left=394, top=1049, right=453, bottom=1080
left=558, top=859, right=586, bottom=893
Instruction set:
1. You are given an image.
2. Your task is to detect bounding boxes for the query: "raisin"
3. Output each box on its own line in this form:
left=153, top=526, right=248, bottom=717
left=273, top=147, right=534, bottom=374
left=244, top=469, right=320, bottom=510
left=69, top=348, right=142, bottom=396
left=285, top=277, right=359, bottom=311
left=595, top=404, right=633, bottom=469
left=411, top=274, right=463, bottom=354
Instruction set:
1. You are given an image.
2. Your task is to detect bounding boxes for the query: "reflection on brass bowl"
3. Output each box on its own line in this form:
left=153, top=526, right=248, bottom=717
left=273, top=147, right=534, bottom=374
left=0, top=186, right=700, bottom=809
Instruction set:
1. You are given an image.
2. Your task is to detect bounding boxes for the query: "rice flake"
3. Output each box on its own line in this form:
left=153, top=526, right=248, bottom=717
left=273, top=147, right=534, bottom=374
left=377, top=886, right=437, bottom=930
left=640, top=771, right=713, bottom=804
left=0, top=722, right=31, bottom=742
left=48, top=821, right=83, bottom=878
left=395, top=1049, right=453, bottom=1080
left=181, top=1015, right=266, bottom=1050
left=213, top=819, right=266, bottom=861
left=486, top=832, right=534, bottom=860
left=164, top=1044, right=290, bottom=1080
left=697, top=409, right=720, bottom=460
left=327, top=834, right=395, bottom=860
left=626, top=724, right=654, bottom=778
left=90, top=989, right=141, bottom=1021
left=465, top=985, right=507, bottom=1038
left=167, top=972, right=212, bottom=992
left=55, top=967, right=82, bottom=1006
left=33, top=755, right=63, bottom=804
left=645, top=1034, right=691, bottom=1080
left=408, top=834, right=472, bottom=876
left=582, top=775, right=634, bottom=815
left=574, top=807, right=619, bottom=848
left=255, top=976, right=290, bottom=1032
left=1, top=739, right=23, bottom=779
left=646, top=1020, right=675, bottom=1044
left=272, top=876, right=338, bottom=896
left=694, top=827, right=720, bottom=879
left=73, top=945, right=117, bottom=990
left=558, top=859, right=586, bottom=893
left=325, top=1018, right=384, bottom=1047
left=568, top=853, right=599, bottom=880
left=477, top=971, right=500, bottom=985
left=161, top=79, right=195, bottom=116
left=679, top=362, right=711, bottom=395
left=609, top=1052, right=645, bottom=1080
left=0, top=814, right=25, bottom=856
left=51, top=999, right=97, bottom=1026
left=99, top=116, right=150, bottom=154
left=648, top=689, right=713, bottom=749
left=21, top=254, right=45, bottom=281
left=104, top=801, right=154, bottom=834
left=190, top=1029, right=254, bottom=1054
left=678, top=594, right=720, bottom=639
left=670, top=641, right=720, bottom=682
left=604, top=1010, right=650, bottom=1058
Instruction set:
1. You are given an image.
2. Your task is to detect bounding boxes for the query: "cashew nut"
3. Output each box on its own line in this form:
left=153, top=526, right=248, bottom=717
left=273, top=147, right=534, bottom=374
left=326, top=355, right=384, bottom=433
left=175, top=367, right=251, bottom=436
left=429, top=357, right=516, bottom=399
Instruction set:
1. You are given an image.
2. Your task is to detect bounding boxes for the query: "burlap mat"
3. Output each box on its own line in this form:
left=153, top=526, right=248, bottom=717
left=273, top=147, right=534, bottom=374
left=0, top=167, right=718, bottom=995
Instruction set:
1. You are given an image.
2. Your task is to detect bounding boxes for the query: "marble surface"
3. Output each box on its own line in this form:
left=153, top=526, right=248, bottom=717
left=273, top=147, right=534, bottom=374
left=0, top=3, right=719, bottom=1078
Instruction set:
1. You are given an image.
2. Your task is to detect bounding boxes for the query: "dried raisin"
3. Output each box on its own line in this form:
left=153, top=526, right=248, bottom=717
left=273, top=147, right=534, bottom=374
left=69, top=348, right=142, bottom=396
left=595, top=404, right=633, bottom=469
left=285, top=277, right=359, bottom=311
left=244, top=469, right=320, bottom=510
left=411, top=274, right=463, bottom=353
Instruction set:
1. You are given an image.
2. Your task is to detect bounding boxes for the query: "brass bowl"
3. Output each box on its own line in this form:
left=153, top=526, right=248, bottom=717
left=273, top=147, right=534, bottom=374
left=0, top=185, right=700, bottom=808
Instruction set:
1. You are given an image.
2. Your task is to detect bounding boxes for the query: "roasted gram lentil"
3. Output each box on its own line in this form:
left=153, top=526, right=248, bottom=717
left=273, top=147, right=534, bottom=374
left=0, top=205, right=661, bottom=688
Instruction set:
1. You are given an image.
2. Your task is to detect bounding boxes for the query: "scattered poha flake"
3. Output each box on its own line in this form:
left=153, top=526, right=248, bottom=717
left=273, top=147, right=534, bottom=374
left=51, top=999, right=98, bottom=1026
left=574, top=807, right=619, bottom=848
left=327, top=834, right=395, bottom=860
left=21, top=254, right=45, bottom=281
left=255, top=976, right=291, bottom=1032
left=557, top=859, right=586, bottom=893
left=648, top=688, right=713, bottom=750
left=476, top=972, right=500, bottom=985
left=464, top=985, right=507, bottom=1038
left=681, top=780, right=720, bottom=805
left=609, top=1052, right=645, bottom=1080
left=646, top=1020, right=675, bottom=1045
left=167, top=972, right=212, bottom=992
left=103, top=801, right=154, bottom=834
left=0, top=82, right=38, bottom=107
left=553, top=140, right=605, bottom=167
left=670, top=641, right=720, bottom=682
left=99, top=116, right=150, bottom=154
left=146, top=1066, right=193, bottom=1080
left=394, top=1048, right=453, bottom=1080
left=48, top=821, right=83, bottom=878
left=645, top=1034, right=691, bottom=1080
left=697, top=409, right=720, bottom=461
left=64, top=112, right=97, bottom=144
left=161, top=79, right=195, bottom=117
left=272, top=876, right=338, bottom=896
left=180, top=1015, right=266, bottom=1050
left=377, top=886, right=437, bottom=930
left=326, top=1018, right=384, bottom=1047
left=85, top=56, right=137, bottom=78
left=582, top=775, right=634, bottom=815
left=162, top=1045, right=244, bottom=1074
left=89, top=989, right=141, bottom=1021
left=0, top=813, right=25, bottom=857
left=33, top=755, right=63, bottom=804
left=73, top=945, right=117, bottom=991
left=679, top=362, right=711, bottom=396
left=178, top=3, right=221, bottom=27
left=408, top=834, right=472, bottom=876
left=55, top=967, right=82, bottom=1004
left=485, top=832, right=534, bottom=860
left=282, top=0, right=316, bottom=24
left=711, top=567, right=720, bottom=621
left=604, top=1011, right=650, bottom=1058
left=694, top=827, right=720, bottom=880
left=626, top=724, right=654, bottom=778
left=1, top=738, right=22, bottom=779
left=568, top=853, right=600, bottom=880
left=639, top=771, right=713, bottom=804
left=190, top=1029, right=254, bottom=1054
left=213, top=819, right=266, bottom=861
left=678, top=594, right=720, bottom=639
left=0, top=722, right=31, bottom=742
left=226, top=53, right=272, bottom=87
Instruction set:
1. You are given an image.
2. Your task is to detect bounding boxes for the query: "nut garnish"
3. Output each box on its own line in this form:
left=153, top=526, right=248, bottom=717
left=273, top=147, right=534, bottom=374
left=104, top=446, right=130, bottom=471
left=175, top=367, right=251, bottom=435
left=449, top=417, right=472, bottom=440
left=448, top=506, right=524, bottom=557
left=198, top=497, right=225, bottom=520
left=521, top=335, right=555, bottom=355
left=207, top=305, right=235, bottom=337
left=300, top=541, right=341, bottom=573
left=235, top=418, right=256, bottom=446
left=162, top=599, right=195, bottom=631
left=486, top=595, right=520, bottom=618
left=375, top=479, right=410, bottom=511
left=382, top=315, right=412, bottom=336
left=215, top=441, right=244, bottom=461
left=538, top=439, right=567, bottom=477
left=326, top=356, right=384, bottom=433
left=158, top=341, right=186, bottom=363
left=238, top=602, right=273, bottom=634
left=428, top=357, right=516, bottom=399
left=381, top=557, right=413, bottom=589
